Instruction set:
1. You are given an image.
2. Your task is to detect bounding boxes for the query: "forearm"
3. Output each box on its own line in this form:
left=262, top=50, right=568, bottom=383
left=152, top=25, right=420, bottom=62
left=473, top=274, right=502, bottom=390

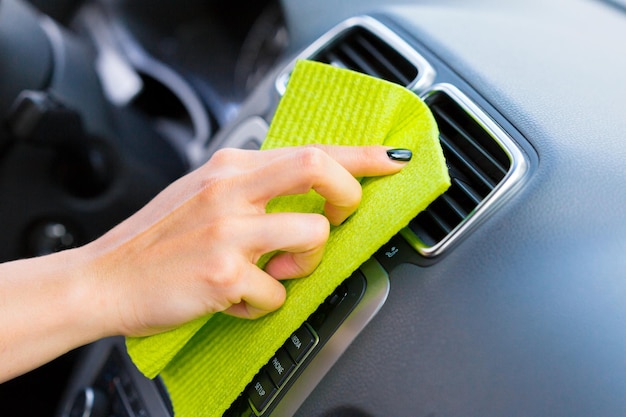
left=0, top=248, right=113, bottom=382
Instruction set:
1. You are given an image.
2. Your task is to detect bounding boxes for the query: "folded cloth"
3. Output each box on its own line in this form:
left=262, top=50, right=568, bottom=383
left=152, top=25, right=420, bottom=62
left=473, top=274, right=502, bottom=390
left=126, top=59, right=450, bottom=416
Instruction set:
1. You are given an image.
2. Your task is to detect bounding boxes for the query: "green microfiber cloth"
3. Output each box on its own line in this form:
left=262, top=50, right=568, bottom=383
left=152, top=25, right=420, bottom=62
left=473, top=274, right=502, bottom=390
left=126, top=59, right=450, bottom=416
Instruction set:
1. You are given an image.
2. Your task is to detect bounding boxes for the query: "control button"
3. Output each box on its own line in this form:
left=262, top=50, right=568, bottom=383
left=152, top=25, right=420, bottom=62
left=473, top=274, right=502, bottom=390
left=326, top=282, right=348, bottom=308
left=374, top=233, right=416, bottom=272
left=246, top=371, right=277, bottom=413
left=266, top=348, right=296, bottom=388
left=284, top=325, right=316, bottom=364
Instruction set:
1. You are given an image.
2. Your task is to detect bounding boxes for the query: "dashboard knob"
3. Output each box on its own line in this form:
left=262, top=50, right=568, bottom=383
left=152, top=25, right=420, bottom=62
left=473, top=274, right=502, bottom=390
left=24, top=220, right=79, bottom=257
left=67, top=387, right=110, bottom=417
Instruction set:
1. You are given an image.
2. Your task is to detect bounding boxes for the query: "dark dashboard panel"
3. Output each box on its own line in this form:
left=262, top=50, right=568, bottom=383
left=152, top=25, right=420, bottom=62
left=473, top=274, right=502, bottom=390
left=285, top=1, right=626, bottom=416
left=3, top=0, right=626, bottom=416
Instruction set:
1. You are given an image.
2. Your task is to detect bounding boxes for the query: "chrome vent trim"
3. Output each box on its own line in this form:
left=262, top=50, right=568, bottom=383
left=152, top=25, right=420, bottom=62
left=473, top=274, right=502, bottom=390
left=276, top=16, right=435, bottom=94
left=401, top=83, right=529, bottom=258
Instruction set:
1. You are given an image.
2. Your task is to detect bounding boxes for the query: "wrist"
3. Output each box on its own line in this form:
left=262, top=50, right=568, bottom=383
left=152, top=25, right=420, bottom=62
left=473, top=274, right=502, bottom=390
left=70, top=242, right=126, bottom=340
left=0, top=247, right=116, bottom=381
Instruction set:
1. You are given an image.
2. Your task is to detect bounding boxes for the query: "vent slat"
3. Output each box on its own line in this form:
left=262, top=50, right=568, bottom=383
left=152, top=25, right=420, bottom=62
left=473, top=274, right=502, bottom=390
left=415, top=187, right=471, bottom=244
left=439, top=192, right=471, bottom=221
left=336, top=43, right=386, bottom=79
left=411, top=210, right=450, bottom=245
left=322, top=51, right=350, bottom=70
left=452, top=178, right=483, bottom=207
left=311, top=26, right=418, bottom=87
left=352, top=35, right=412, bottom=85
left=437, top=109, right=508, bottom=180
left=426, top=208, right=453, bottom=235
left=440, top=137, right=497, bottom=198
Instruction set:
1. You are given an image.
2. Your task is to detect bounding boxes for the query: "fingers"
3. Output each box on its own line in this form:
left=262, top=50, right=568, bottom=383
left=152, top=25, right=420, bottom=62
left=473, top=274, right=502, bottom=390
left=308, top=144, right=411, bottom=177
left=207, top=145, right=410, bottom=176
left=255, top=144, right=411, bottom=177
left=217, top=213, right=330, bottom=320
left=253, top=213, right=330, bottom=279
left=197, top=145, right=411, bottom=320
left=247, top=145, right=409, bottom=225
left=222, top=263, right=287, bottom=319
left=226, top=212, right=329, bottom=276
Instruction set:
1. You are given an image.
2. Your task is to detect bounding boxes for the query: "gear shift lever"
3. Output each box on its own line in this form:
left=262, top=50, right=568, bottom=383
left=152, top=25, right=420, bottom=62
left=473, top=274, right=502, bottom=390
left=7, top=90, right=112, bottom=197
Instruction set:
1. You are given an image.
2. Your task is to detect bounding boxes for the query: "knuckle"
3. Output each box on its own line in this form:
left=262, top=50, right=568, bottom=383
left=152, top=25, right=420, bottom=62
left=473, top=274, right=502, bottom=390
left=347, top=182, right=363, bottom=206
left=209, top=147, right=241, bottom=166
left=274, top=291, right=287, bottom=311
left=308, top=214, right=330, bottom=244
left=296, top=146, right=328, bottom=176
left=269, top=283, right=287, bottom=309
left=359, top=144, right=384, bottom=161
left=326, top=179, right=361, bottom=212
left=208, top=253, right=242, bottom=290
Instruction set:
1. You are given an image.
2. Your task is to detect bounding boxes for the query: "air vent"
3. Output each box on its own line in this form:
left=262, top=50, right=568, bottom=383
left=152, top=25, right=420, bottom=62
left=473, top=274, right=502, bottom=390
left=309, top=26, right=417, bottom=86
left=412, top=91, right=510, bottom=244
left=276, top=16, right=435, bottom=94
left=402, top=84, right=528, bottom=257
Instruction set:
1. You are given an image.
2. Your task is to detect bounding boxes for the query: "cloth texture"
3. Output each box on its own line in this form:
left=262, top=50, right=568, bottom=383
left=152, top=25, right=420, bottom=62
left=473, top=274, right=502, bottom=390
left=126, top=59, right=450, bottom=416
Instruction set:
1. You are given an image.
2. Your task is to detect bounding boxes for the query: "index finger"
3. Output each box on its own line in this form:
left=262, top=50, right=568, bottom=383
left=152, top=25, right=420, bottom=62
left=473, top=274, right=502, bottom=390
left=306, top=144, right=412, bottom=177
left=247, top=145, right=410, bottom=225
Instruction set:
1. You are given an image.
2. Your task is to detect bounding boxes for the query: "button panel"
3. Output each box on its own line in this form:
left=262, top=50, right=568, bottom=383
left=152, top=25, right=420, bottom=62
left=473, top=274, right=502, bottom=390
left=224, top=271, right=367, bottom=416
left=239, top=322, right=319, bottom=416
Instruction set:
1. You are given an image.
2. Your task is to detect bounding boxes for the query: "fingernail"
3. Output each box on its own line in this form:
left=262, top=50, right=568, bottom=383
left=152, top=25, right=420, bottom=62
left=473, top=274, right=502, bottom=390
left=387, top=148, right=412, bottom=162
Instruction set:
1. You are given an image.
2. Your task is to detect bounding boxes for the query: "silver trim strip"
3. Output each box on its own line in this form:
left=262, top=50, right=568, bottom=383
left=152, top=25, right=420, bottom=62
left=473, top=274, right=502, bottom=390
left=275, top=16, right=435, bottom=95
left=270, top=258, right=390, bottom=416
left=401, top=83, right=530, bottom=258
left=82, top=387, right=95, bottom=417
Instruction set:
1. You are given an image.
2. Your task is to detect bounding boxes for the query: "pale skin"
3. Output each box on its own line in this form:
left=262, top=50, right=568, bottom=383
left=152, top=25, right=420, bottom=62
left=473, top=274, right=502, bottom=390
left=0, top=144, right=409, bottom=383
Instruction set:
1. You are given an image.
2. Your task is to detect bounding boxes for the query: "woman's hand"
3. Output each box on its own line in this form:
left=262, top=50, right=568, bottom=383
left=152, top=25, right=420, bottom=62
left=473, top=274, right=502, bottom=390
left=84, top=145, right=409, bottom=337
left=0, top=144, right=409, bottom=381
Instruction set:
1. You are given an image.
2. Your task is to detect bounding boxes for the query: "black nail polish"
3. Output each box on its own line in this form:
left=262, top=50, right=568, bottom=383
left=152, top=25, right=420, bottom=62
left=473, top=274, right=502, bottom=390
left=387, top=148, right=412, bottom=162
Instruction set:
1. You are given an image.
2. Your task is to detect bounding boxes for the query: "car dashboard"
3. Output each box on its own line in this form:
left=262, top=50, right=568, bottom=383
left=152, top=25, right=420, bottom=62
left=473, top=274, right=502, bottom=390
left=2, top=0, right=626, bottom=416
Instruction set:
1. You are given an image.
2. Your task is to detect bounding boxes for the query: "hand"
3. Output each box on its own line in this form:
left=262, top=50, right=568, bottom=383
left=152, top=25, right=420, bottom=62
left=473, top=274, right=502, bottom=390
left=81, top=145, right=410, bottom=337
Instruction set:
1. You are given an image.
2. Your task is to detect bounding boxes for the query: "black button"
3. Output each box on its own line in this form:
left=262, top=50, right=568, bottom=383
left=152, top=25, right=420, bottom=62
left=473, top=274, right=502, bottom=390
left=374, top=234, right=416, bottom=272
left=284, top=325, right=316, bottom=364
left=266, top=348, right=296, bottom=388
left=326, top=283, right=348, bottom=307
left=246, top=371, right=276, bottom=413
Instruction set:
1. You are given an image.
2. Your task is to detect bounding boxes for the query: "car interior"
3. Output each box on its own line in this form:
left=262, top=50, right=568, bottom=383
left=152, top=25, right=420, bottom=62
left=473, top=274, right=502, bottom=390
left=1, top=0, right=626, bottom=416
